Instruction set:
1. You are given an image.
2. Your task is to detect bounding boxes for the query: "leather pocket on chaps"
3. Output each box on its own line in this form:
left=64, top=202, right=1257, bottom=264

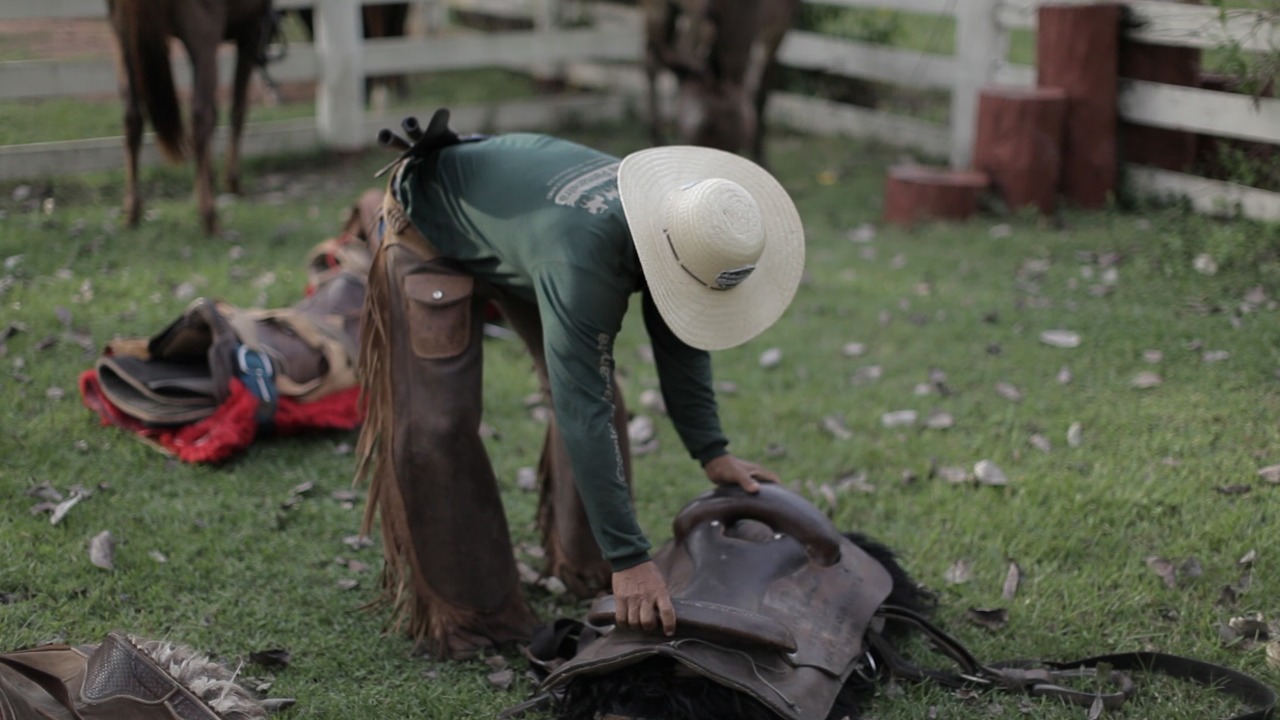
left=403, top=272, right=474, bottom=360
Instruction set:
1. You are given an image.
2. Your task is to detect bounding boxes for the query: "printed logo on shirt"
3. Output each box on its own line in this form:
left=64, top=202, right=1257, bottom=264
left=547, top=159, right=622, bottom=215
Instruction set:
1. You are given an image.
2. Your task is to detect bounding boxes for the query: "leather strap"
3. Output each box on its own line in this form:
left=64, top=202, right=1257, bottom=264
left=0, top=653, right=85, bottom=719
left=872, top=604, right=1277, bottom=719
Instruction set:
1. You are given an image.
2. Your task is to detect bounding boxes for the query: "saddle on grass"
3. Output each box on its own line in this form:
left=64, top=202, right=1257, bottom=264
left=510, top=484, right=1279, bottom=720
left=77, top=197, right=381, bottom=464
left=0, top=631, right=291, bottom=720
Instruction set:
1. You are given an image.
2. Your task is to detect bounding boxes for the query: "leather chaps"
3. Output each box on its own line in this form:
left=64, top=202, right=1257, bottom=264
left=354, top=182, right=633, bottom=659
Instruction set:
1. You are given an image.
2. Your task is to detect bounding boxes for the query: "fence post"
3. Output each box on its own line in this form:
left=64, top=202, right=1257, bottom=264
left=315, top=0, right=365, bottom=150
left=951, top=0, right=1008, bottom=168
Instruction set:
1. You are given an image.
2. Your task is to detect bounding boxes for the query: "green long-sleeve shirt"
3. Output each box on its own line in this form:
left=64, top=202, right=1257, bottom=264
left=396, top=133, right=729, bottom=570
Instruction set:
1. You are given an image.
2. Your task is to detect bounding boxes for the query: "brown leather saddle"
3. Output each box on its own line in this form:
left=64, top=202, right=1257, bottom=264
left=542, top=483, right=893, bottom=720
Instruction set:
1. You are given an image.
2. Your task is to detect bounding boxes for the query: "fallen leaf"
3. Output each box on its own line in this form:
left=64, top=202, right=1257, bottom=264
left=485, top=655, right=508, bottom=672
left=765, top=443, right=786, bottom=458
left=966, top=607, right=1009, bottom=631
left=1145, top=556, right=1177, bottom=589
left=944, top=559, right=973, bottom=584
left=1002, top=562, right=1022, bottom=600
left=714, top=380, right=738, bottom=395
left=925, top=411, right=954, bottom=430
left=628, top=415, right=655, bottom=444
left=847, top=224, right=876, bottom=243
left=995, top=382, right=1022, bottom=402
left=835, top=471, right=875, bottom=494
left=1131, top=372, right=1163, bottom=389
left=1087, top=694, right=1105, bottom=720
left=938, top=466, right=971, bottom=484
left=540, top=576, right=567, bottom=596
left=759, top=348, right=783, bottom=368
left=249, top=649, right=292, bottom=669
left=821, top=415, right=853, bottom=441
left=330, top=489, right=360, bottom=503
left=881, top=410, right=917, bottom=428
left=1228, top=614, right=1269, bottom=640
left=515, top=467, right=537, bottom=492
left=1029, top=434, right=1051, bottom=453
left=974, top=460, right=1008, bottom=486
left=1056, top=366, right=1073, bottom=384
left=342, top=534, right=373, bottom=551
left=638, top=389, right=666, bottom=415
left=1193, top=253, right=1218, bottom=275
left=1202, top=350, right=1231, bottom=363
left=50, top=492, right=84, bottom=525
left=1179, top=557, right=1204, bottom=580
left=25, top=481, right=63, bottom=503
left=1239, top=550, right=1257, bottom=567
left=1143, top=349, right=1164, bottom=364
left=487, top=669, right=515, bottom=690
left=1267, top=639, right=1280, bottom=669
left=1216, top=484, right=1252, bottom=496
left=1067, top=422, right=1083, bottom=448
left=850, top=365, right=883, bottom=385
left=336, top=579, right=358, bottom=590
left=88, top=531, right=115, bottom=570
left=1040, top=330, right=1081, bottom=348
left=149, top=550, right=168, bottom=563
left=841, top=342, right=867, bottom=357
left=1258, top=465, right=1280, bottom=484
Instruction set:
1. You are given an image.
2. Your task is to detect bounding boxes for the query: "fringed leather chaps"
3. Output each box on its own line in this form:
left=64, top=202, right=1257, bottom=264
left=492, top=298, right=634, bottom=600
left=356, top=188, right=535, bottom=659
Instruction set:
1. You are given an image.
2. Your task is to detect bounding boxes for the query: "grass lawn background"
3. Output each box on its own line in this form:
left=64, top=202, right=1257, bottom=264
left=1, top=117, right=1278, bottom=718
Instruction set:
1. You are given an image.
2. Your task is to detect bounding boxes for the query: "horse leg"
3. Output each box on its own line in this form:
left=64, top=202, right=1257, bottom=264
left=186, top=40, right=220, bottom=235
left=226, top=40, right=256, bottom=196
left=116, top=46, right=145, bottom=227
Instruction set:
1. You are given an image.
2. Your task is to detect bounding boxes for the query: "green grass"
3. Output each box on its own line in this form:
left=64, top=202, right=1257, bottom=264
left=2, top=121, right=1279, bottom=719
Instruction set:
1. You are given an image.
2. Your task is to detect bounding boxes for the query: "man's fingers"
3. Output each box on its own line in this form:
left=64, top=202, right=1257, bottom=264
left=750, top=467, right=781, bottom=484
left=639, top=598, right=658, bottom=632
left=626, top=598, right=642, bottom=629
left=657, top=595, right=677, bottom=636
left=739, top=474, right=761, bottom=493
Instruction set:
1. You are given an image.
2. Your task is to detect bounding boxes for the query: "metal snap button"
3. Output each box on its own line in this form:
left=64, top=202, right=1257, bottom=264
left=432, top=290, right=444, bottom=300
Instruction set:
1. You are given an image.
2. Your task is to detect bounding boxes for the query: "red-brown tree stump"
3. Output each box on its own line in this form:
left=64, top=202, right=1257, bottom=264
left=882, top=165, right=990, bottom=226
left=1120, top=42, right=1201, bottom=171
left=1037, top=3, right=1123, bottom=208
left=972, top=86, right=1067, bottom=214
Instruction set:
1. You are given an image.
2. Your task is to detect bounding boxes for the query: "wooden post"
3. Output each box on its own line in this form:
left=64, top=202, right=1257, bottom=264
left=1037, top=3, right=1122, bottom=208
left=972, top=86, right=1067, bottom=214
left=951, top=0, right=1008, bottom=169
left=314, top=0, right=365, bottom=150
left=883, top=165, right=990, bottom=226
left=1120, top=43, right=1200, bottom=171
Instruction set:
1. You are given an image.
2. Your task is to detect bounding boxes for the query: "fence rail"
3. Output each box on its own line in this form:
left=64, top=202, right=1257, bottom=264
left=0, top=0, right=1277, bottom=221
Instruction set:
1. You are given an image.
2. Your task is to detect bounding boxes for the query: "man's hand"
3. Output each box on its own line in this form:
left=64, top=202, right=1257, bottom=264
left=612, top=561, right=676, bottom=636
left=703, top=454, right=780, bottom=493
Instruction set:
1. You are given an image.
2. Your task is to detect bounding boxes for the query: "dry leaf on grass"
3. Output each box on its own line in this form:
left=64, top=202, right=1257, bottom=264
left=335, top=579, right=358, bottom=590
left=1258, top=465, right=1280, bottom=484
left=821, top=415, right=853, bottom=441
left=925, top=411, right=954, bottom=430
left=842, top=342, right=867, bottom=357
left=759, top=348, right=783, bottom=369
left=1132, top=372, right=1163, bottom=389
left=994, top=382, right=1022, bottom=402
left=966, top=607, right=1009, bottom=631
left=1145, top=556, right=1178, bottom=589
left=88, top=531, right=115, bottom=571
left=974, top=460, right=1008, bottom=486
left=944, top=559, right=973, bottom=585
left=881, top=410, right=917, bottom=428
left=487, top=669, right=515, bottom=690
left=1203, top=350, right=1231, bottom=363
left=1143, top=349, right=1164, bottom=364
left=1029, top=434, right=1051, bottom=453
left=850, top=365, right=883, bottom=385
left=638, top=389, right=666, bottom=415
left=1002, top=562, right=1022, bottom=600
left=1067, top=422, right=1083, bottom=448
left=342, top=534, right=373, bottom=551
left=1040, top=330, right=1081, bottom=349
left=1056, top=366, right=1073, bottom=384
left=515, top=467, right=537, bottom=492
left=937, top=466, right=971, bottom=484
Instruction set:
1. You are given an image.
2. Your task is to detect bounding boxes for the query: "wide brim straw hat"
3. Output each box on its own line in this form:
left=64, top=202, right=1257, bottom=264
left=618, top=146, right=805, bottom=351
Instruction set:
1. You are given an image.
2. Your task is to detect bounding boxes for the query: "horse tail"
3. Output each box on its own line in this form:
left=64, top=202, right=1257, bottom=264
left=119, top=0, right=185, bottom=162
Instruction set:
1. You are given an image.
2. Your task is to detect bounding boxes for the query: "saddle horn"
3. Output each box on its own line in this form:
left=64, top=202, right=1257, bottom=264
left=672, top=483, right=843, bottom=566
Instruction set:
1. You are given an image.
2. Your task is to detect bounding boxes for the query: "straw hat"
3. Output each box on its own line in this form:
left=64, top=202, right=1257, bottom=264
left=618, top=146, right=805, bottom=351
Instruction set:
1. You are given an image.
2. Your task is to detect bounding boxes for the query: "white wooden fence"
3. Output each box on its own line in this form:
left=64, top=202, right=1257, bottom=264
left=1, top=0, right=1278, bottom=221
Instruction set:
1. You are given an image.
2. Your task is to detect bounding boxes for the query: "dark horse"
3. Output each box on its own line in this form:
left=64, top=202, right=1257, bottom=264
left=294, top=4, right=412, bottom=102
left=107, top=0, right=278, bottom=236
left=643, top=0, right=800, bottom=165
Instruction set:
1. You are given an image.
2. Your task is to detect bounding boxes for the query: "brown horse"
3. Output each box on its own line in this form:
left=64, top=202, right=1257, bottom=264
left=294, top=4, right=412, bottom=102
left=643, top=0, right=800, bottom=165
left=107, top=0, right=278, bottom=235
